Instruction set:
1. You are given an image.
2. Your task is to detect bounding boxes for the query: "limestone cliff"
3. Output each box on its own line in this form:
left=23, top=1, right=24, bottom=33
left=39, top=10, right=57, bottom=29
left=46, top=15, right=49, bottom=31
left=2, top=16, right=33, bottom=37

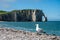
left=0, top=9, right=47, bottom=22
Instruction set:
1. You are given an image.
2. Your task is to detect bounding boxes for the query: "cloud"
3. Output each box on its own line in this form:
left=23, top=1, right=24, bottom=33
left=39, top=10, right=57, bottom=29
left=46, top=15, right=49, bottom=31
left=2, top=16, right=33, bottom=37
left=2, top=4, right=10, bottom=8
left=0, top=0, right=16, bottom=8
left=0, top=0, right=16, bottom=2
left=33, top=0, right=40, bottom=1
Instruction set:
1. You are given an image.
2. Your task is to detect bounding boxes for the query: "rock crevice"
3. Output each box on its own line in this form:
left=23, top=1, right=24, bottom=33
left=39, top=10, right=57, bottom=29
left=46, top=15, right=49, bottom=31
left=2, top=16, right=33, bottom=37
left=0, top=9, right=47, bottom=22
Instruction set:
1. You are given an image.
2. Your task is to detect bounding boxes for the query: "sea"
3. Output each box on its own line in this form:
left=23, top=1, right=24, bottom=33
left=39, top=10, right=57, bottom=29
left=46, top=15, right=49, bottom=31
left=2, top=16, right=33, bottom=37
left=0, top=21, right=60, bottom=36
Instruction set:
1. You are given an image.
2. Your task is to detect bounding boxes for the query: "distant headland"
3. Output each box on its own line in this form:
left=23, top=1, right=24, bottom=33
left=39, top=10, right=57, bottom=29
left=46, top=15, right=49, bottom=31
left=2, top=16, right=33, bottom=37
left=0, top=9, right=47, bottom=22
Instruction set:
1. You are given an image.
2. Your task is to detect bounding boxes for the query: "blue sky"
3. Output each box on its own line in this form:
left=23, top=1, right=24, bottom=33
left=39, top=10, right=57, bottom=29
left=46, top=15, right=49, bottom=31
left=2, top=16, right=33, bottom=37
left=0, top=0, right=60, bottom=21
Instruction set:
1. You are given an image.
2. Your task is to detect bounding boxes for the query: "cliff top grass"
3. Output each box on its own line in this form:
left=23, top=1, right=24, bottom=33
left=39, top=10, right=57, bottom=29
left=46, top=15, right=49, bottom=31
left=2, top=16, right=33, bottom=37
left=0, top=10, right=9, bottom=15
left=0, top=9, right=42, bottom=15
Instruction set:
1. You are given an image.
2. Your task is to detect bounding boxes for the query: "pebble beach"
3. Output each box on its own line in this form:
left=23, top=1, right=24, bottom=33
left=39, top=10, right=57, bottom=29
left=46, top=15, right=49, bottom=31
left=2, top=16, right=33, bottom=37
left=0, top=28, right=60, bottom=40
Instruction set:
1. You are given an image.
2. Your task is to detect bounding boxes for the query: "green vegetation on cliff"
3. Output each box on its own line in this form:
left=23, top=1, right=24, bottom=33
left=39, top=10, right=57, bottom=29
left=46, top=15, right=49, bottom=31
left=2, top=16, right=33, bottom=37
left=0, top=9, right=47, bottom=22
left=0, top=10, right=9, bottom=15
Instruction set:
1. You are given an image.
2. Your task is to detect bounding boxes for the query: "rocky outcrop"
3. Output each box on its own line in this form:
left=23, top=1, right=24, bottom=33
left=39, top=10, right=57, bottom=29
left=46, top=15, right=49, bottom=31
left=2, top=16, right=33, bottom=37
left=0, top=9, right=47, bottom=22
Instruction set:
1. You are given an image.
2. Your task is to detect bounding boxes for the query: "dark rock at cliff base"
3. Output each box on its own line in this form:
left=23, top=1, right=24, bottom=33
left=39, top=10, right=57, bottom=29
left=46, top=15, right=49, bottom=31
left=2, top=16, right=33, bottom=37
left=0, top=9, right=47, bottom=22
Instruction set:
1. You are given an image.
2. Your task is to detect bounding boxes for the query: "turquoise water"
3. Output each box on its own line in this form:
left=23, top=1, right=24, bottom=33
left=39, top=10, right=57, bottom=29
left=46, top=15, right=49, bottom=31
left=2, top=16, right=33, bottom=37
left=0, top=21, right=60, bottom=36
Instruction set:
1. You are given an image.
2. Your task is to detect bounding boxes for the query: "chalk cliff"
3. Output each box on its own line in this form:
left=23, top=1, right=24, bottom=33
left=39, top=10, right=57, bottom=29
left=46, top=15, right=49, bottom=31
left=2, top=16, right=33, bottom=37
left=0, top=9, right=47, bottom=22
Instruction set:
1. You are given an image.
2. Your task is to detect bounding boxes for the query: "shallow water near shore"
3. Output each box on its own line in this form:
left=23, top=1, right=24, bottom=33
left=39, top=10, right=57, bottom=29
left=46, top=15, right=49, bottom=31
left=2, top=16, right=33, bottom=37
left=0, top=21, right=60, bottom=36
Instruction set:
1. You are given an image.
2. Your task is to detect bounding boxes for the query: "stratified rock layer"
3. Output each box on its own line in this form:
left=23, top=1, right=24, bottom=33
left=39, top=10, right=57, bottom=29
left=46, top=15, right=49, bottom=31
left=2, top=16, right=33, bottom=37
left=0, top=9, right=47, bottom=22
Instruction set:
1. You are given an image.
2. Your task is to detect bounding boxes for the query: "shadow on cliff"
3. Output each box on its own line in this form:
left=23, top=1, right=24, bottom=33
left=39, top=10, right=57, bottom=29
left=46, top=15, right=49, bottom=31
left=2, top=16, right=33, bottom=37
left=0, top=9, right=47, bottom=22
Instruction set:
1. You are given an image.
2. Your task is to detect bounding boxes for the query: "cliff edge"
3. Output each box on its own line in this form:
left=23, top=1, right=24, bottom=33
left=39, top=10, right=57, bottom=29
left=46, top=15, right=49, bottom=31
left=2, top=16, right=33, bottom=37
left=0, top=9, right=47, bottom=22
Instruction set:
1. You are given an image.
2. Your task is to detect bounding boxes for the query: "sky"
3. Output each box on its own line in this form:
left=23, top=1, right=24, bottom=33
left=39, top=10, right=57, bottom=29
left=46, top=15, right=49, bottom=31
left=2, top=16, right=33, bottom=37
left=0, top=0, right=60, bottom=21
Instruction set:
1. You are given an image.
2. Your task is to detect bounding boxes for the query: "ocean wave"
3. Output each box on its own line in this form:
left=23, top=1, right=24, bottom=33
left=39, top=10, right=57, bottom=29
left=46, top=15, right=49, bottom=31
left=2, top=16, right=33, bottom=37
left=14, top=26, right=35, bottom=32
left=0, top=24, right=60, bottom=35
left=0, top=24, right=35, bottom=32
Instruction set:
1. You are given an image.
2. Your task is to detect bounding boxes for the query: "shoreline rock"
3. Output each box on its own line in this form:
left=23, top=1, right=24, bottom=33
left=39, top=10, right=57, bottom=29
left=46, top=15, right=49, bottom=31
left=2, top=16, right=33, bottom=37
left=0, top=28, right=60, bottom=40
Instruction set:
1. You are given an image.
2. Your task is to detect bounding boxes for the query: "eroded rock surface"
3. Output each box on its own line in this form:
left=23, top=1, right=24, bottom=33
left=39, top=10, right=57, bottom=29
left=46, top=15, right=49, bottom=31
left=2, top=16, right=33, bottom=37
left=0, top=9, right=47, bottom=22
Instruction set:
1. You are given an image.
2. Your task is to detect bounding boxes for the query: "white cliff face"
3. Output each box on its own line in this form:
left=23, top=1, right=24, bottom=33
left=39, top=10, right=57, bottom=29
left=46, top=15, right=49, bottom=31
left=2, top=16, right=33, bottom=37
left=13, top=12, right=17, bottom=22
left=32, top=10, right=36, bottom=22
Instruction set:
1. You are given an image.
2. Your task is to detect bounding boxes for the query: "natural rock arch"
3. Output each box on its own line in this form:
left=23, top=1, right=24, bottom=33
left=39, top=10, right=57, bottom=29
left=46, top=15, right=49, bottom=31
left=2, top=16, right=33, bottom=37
left=0, top=9, right=47, bottom=22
